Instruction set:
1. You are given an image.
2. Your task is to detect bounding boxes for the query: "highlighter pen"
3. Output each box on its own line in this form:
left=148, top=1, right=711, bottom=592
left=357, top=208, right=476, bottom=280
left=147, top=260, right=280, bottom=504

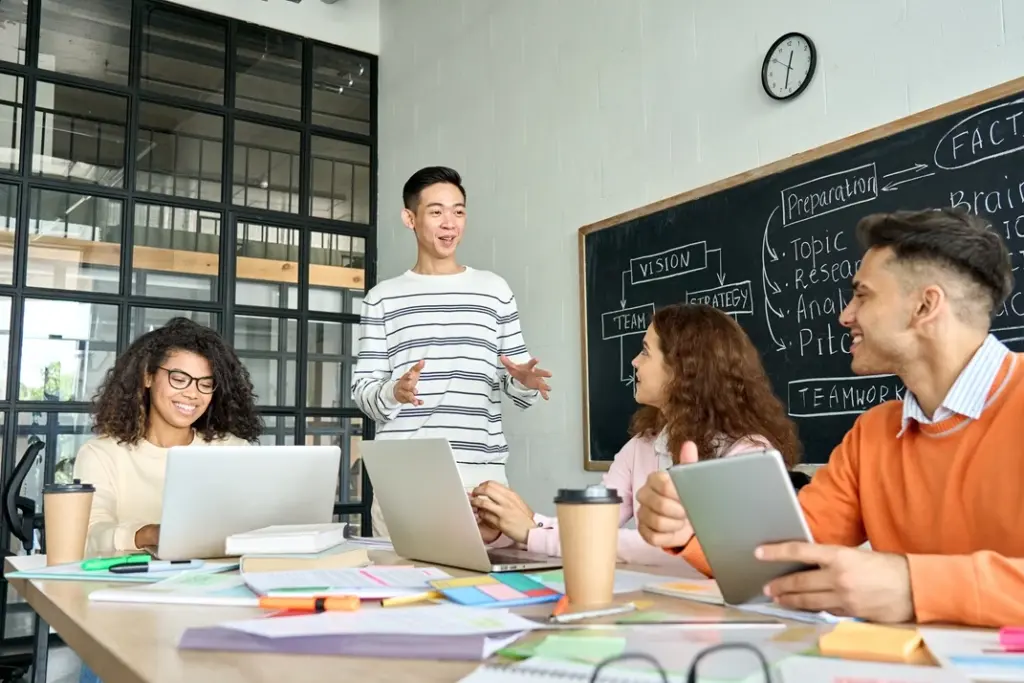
left=548, top=602, right=637, bottom=624
left=550, top=595, right=569, bottom=618
left=258, top=595, right=360, bottom=612
left=380, top=591, right=443, bottom=607
left=108, top=560, right=204, bottom=574
left=81, top=555, right=150, bottom=571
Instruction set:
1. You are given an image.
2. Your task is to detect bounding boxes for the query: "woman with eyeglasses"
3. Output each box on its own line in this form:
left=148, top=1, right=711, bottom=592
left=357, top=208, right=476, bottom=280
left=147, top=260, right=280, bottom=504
left=73, top=317, right=263, bottom=556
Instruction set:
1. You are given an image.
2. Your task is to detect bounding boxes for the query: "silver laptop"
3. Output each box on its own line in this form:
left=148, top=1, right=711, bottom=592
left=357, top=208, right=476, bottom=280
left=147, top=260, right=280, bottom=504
left=151, top=445, right=341, bottom=560
left=360, top=438, right=562, bottom=572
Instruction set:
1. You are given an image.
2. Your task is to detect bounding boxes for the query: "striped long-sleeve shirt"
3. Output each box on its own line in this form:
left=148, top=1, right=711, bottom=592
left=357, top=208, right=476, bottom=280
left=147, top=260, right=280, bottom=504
left=351, top=266, right=540, bottom=474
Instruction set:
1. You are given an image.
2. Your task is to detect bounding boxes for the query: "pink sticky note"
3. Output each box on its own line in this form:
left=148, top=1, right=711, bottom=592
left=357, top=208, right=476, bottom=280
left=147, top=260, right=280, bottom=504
left=478, top=583, right=524, bottom=601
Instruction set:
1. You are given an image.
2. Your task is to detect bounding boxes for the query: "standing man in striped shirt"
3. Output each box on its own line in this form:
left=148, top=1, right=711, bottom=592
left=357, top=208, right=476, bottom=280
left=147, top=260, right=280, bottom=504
left=352, top=166, right=552, bottom=536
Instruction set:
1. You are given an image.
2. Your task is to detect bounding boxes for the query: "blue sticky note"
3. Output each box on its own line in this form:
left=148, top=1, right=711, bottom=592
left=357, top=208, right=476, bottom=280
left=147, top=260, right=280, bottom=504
left=442, top=586, right=492, bottom=606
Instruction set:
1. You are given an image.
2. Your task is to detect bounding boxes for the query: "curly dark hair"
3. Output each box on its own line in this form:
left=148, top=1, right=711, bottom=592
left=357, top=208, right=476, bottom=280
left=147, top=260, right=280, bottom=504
left=91, top=317, right=263, bottom=445
left=628, top=304, right=801, bottom=467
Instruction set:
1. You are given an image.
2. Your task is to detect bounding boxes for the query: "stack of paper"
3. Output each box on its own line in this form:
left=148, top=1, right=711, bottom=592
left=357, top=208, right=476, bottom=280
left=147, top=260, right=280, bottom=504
left=240, top=565, right=452, bottom=599
left=178, top=604, right=540, bottom=660
left=643, top=577, right=849, bottom=624
left=89, top=572, right=259, bottom=607
left=5, top=559, right=239, bottom=584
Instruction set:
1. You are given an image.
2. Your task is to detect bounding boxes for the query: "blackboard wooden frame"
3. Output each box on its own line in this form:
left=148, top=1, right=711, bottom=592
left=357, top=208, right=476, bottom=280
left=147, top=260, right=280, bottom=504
left=577, top=75, right=1024, bottom=472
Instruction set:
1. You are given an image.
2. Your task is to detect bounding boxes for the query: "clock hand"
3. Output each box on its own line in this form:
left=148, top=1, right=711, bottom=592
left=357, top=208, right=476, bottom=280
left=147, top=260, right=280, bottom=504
left=771, top=58, right=792, bottom=70
left=784, top=50, right=794, bottom=89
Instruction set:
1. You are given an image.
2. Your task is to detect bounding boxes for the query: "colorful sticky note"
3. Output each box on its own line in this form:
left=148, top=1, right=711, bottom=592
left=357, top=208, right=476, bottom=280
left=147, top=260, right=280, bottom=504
left=535, top=635, right=626, bottom=664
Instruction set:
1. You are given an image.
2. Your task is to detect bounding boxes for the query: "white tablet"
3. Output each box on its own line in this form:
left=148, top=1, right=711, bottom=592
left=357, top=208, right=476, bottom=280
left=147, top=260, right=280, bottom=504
left=667, top=449, right=816, bottom=605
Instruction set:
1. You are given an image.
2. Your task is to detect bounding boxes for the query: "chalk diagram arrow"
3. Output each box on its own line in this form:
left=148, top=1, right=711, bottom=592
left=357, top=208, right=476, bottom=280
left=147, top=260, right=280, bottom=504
left=761, top=206, right=787, bottom=352
left=707, top=248, right=727, bottom=286
left=881, top=162, right=934, bottom=192
left=620, top=270, right=629, bottom=308
left=619, top=337, right=635, bottom=388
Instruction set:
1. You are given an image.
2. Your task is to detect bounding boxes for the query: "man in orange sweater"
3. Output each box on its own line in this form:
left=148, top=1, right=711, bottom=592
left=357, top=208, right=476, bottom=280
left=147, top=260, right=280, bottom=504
left=636, top=207, right=1023, bottom=627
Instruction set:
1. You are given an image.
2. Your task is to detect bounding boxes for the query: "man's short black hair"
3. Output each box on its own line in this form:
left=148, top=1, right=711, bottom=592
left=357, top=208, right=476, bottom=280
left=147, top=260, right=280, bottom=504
left=855, top=207, right=1014, bottom=318
left=402, top=166, right=467, bottom=211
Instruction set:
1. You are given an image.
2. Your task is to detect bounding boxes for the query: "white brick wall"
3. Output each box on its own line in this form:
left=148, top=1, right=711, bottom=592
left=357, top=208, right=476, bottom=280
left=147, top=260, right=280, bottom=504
left=377, top=0, right=1024, bottom=514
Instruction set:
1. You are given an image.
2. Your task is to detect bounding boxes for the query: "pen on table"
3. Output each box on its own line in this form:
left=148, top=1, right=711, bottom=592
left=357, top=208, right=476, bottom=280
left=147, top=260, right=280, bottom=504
left=548, top=602, right=637, bottom=624
left=108, top=560, right=205, bottom=574
left=258, top=595, right=360, bottom=612
left=380, top=591, right=443, bottom=607
left=81, top=555, right=151, bottom=571
left=550, top=596, right=569, bottom=618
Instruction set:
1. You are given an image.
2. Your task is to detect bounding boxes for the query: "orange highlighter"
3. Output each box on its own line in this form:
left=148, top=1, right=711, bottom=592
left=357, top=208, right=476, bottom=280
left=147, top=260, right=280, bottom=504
left=258, top=595, right=360, bottom=613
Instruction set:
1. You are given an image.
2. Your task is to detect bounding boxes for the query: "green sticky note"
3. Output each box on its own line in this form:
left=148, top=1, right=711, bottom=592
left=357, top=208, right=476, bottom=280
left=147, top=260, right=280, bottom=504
left=530, top=570, right=564, bottom=583
left=496, top=572, right=543, bottom=592
left=534, top=634, right=626, bottom=664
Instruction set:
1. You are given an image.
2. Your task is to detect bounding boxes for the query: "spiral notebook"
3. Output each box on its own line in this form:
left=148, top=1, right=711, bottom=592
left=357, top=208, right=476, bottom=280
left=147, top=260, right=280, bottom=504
left=457, top=658, right=670, bottom=682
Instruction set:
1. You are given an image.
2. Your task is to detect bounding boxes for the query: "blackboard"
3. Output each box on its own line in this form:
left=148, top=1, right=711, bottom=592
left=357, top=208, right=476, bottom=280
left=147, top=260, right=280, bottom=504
left=578, top=76, right=1024, bottom=470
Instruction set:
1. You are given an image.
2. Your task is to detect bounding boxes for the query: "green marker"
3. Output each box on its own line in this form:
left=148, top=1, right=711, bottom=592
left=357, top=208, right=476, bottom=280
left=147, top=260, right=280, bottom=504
left=81, top=555, right=150, bottom=571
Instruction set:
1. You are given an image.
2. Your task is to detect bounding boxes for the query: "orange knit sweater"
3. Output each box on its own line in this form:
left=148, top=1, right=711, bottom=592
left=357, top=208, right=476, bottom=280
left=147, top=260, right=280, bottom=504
left=681, top=353, right=1024, bottom=627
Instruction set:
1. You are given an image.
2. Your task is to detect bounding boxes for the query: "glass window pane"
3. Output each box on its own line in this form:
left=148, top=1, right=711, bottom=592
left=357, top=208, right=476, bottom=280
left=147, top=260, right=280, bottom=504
left=311, top=46, right=370, bottom=135
left=129, top=307, right=218, bottom=342
left=142, top=7, right=225, bottom=104
left=0, top=74, right=23, bottom=173
left=235, top=222, right=299, bottom=309
left=305, top=320, right=355, bottom=409
left=0, top=297, right=10, bottom=400
left=310, top=137, right=370, bottom=223
left=0, top=1, right=27, bottom=65
left=33, top=83, right=126, bottom=186
left=234, top=315, right=296, bottom=407
left=335, top=513, right=362, bottom=534
left=20, top=300, right=118, bottom=401
left=305, top=416, right=363, bottom=503
left=232, top=121, right=299, bottom=213
left=235, top=26, right=302, bottom=121
left=258, top=415, right=295, bottom=446
left=137, top=102, right=223, bottom=203
left=133, top=203, right=220, bottom=301
left=309, top=232, right=365, bottom=314
left=0, top=183, right=18, bottom=285
left=15, top=413, right=92, bottom=514
left=27, top=188, right=121, bottom=293
left=39, top=0, right=131, bottom=85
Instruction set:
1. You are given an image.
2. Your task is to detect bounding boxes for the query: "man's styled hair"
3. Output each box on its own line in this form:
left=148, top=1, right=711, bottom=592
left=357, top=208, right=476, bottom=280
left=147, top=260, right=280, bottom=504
left=855, top=208, right=1014, bottom=322
left=402, top=166, right=466, bottom=211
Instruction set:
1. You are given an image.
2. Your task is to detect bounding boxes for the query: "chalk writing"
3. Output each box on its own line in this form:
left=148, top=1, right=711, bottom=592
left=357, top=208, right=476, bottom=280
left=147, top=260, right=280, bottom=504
left=630, top=242, right=707, bottom=284
left=934, top=98, right=1024, bottom=170
left=601, top=303, right=655, bottom=341
left=781, top=164, right=878, bottom=226
left=686, top=281, right=753, bottom=315
left=788, top=375, right=905, bottom=418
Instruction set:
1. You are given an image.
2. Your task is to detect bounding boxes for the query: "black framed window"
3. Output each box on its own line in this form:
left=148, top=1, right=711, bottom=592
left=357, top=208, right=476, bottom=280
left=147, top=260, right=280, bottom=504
left=0, top=0, right=377, bottom=638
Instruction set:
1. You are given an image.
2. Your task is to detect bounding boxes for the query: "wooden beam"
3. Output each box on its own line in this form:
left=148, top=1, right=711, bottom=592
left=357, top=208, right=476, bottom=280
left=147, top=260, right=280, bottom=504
left=0, top=233, right=364, bottom=290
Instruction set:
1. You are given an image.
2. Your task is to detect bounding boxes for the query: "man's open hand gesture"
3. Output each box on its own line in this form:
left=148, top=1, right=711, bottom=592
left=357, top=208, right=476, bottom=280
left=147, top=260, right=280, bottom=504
left=393, top=360, right=425, bottom=405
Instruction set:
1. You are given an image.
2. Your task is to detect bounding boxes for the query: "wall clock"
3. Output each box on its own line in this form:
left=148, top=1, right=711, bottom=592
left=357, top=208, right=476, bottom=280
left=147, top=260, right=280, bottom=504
left=761, top=32, right=816, bottom=101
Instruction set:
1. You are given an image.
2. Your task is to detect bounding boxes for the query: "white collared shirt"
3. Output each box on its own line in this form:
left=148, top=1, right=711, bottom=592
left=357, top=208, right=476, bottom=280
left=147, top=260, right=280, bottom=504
left=898, top=333, right=1009, bottom=437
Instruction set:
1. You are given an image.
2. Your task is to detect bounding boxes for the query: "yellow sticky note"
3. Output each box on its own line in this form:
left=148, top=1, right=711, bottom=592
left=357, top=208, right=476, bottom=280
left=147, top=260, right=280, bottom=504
left=430, top=576, right=492, bottom=589
left=818, top=621, right=923, bottom=663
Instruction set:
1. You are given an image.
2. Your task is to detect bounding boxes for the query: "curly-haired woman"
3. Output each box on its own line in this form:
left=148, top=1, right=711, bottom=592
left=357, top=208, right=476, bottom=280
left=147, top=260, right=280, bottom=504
left=471, top=303, right=801, bottom=566
left=73, top=317, right=262, bottom=556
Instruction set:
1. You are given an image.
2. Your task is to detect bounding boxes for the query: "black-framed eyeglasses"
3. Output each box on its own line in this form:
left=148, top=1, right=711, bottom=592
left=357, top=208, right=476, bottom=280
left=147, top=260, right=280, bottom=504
left=588, top=643, right=773, bottom=682
left=159, top=367, right=216, bottom=394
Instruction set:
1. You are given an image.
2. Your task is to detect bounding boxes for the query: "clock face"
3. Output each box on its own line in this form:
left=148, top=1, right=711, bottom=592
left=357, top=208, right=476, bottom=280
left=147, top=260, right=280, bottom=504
left=762, top=33, right=816, bottom=100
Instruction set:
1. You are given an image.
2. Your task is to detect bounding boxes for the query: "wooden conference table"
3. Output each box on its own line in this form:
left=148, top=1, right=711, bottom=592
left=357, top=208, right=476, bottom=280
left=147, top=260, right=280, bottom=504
left=2, top=550, right=962, bottom=683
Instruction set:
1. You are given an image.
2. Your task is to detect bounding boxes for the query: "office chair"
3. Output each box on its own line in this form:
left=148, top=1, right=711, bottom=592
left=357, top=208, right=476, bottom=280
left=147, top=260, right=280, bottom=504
left=0, top=440, right=47, bottom=683
left=788, top=470, right=812, bottom=491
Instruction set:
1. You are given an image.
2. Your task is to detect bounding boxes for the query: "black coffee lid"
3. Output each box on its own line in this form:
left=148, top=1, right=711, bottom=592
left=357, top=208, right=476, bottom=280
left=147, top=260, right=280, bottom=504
left=43, top=478, right=95, bottom=494
left=553, top=484, right=622, bottom=505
